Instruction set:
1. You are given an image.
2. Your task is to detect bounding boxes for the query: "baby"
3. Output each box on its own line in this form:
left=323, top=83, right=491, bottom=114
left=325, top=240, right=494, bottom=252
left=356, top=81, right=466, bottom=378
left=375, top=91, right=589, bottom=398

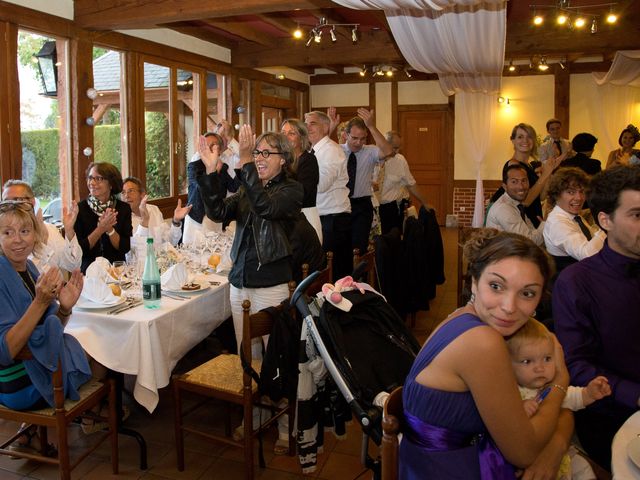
left=507, top=319, right=611, bottom=479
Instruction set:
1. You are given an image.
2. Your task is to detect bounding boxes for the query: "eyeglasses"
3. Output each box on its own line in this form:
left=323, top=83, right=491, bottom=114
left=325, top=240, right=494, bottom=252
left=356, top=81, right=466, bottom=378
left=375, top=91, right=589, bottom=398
left=87, top=175, right=106, bottom=183
left=122, top=189, right=140, bottom=195
left=0, top=201, right=34, bottom=213
left=252, top=150, right=284, bottom=159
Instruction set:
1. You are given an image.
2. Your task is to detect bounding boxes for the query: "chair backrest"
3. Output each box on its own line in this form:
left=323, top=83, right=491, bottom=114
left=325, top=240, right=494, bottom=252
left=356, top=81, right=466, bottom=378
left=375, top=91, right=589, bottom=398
left=382, top=386, right=403, bottom=480
left=457, top=226, right=482, bottom=307
left=302, top=251, right=333, bottom=296
left=353, top=241, right=376, bottom=287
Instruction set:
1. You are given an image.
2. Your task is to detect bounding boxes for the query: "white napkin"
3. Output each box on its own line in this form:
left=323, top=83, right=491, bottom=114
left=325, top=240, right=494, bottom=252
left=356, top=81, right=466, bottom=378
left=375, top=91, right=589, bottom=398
left=216, top=250, right=233, bottom=274
left=85, top=257, right=114, bottom=283
left=161, top=263, right=190, bottom=291
left=80, top=277, right=120, bottom=305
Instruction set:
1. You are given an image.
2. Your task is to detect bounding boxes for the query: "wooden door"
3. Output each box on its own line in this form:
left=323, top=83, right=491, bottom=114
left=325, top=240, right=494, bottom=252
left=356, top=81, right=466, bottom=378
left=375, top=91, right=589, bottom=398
left=398, top=108, right=452, bottom=225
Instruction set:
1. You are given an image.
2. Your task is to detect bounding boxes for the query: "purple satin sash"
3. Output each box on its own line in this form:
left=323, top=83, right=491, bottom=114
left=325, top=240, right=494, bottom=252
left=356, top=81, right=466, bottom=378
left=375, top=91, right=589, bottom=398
left=405, top=411, right=515, bottom=480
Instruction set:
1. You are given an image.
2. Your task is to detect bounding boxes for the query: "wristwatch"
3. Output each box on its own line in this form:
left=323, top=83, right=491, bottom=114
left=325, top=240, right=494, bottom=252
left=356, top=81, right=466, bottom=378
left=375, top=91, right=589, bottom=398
left=172, top=219, right=182, bottom=227
left=107, top=228, right=116, bottom=236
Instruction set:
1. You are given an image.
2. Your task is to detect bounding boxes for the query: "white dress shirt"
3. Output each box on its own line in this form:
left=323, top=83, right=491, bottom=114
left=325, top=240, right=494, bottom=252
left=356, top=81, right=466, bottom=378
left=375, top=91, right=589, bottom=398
left=485, top=192, right=545, bottom=246
left=132, top=203, right=182, bottom=246
left=31, top=223, right=82, bottom=273
left=377, top=153, right=415, bottom=204
left=538, top=137, right=573, bottom=163
left=313, top=135, right=351, bottom=216
left=543, top=205, right=605, bottom=260
left=220, top=138, right=240, bottom=179
left=341, top=144, right=381, bottom=198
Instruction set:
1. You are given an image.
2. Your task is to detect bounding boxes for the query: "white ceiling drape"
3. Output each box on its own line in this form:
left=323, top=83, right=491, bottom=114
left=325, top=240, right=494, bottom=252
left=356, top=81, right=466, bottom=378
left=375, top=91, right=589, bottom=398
left=333, top=0, right=505, bottom=226
left=592, top=50, right=640, bottom=87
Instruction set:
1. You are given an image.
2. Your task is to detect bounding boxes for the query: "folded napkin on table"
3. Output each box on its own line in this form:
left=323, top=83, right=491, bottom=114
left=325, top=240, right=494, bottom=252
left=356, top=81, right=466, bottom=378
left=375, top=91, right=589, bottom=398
left=80, top=277, right=120, bottom=305
left=85, top=257, right=115, bottom=283
left=161, top=263, right=191, bottom=291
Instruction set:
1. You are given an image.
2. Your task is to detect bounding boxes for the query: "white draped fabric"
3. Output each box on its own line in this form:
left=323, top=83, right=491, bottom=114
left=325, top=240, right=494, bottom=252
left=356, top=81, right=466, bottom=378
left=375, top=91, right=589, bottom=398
left=332, top=0, right=507, bottom=95
left=456, top=92, right=496, bottom=227
left=593, top=50, right=640, bottom=87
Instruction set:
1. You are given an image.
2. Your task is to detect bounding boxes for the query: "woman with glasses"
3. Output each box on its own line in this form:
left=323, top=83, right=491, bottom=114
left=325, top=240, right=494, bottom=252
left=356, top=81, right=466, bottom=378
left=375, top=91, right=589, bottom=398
left=75, top=162, right=132, bottom=273
left=281, top=118, right=322, bottom=243
left=0, top=200, right=90, bottom=450
left=197, top=126, right=303, bottom=453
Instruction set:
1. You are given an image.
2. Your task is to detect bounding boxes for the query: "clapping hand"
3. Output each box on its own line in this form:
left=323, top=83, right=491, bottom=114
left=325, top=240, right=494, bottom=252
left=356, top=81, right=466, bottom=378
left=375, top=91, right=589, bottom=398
left=98, top=207, right=117, bottom=234
left=238, top=124, right=256, bottom=168
left=62, top=200, right=79, bottom=240
left=139, top=195, right=150, bottom=224
left=583, top=376, right=611, bottom=406
left=34, top=266, right=64, bottom=307
left=173, top=198, right=192, bottom=222
left=327, top=106, right=340, bottom=134
left=198, top=135, right=221, bottom=174
left=357, top=108, right=375, bottom=128
left=58, top=270, right=83, bottom=313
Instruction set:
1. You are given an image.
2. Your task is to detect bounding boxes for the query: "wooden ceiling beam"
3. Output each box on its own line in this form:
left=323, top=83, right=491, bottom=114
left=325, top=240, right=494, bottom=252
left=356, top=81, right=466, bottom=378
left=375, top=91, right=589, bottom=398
left=232, top=30, right=401, bottom=69
left=202, top=19, right=277, bottom=46
left=164, top=23, right=237, bottom=49
left=74, top=0, right=334, bottom=30
left=258, top=13, right=299, bottom=36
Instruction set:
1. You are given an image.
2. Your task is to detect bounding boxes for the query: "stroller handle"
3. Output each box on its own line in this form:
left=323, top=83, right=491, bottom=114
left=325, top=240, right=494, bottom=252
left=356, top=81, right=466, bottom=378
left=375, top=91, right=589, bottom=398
left=291, top=270, right=320, bottom=316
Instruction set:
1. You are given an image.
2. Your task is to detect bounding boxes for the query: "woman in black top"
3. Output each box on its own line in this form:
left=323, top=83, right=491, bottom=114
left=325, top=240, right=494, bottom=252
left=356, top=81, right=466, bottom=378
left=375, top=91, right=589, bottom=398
left=281, top=118, right=322, bottom=243
left=75, top=162, right=132, bottom=272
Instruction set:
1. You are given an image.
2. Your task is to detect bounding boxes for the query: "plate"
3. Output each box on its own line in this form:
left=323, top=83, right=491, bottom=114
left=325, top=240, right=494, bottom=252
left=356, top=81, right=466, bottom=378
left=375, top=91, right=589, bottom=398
left=165, top=282, right=210, bottom=294
left=75, top=296, right=126, bottom=310
left=627, top=436, right=640, bottom=469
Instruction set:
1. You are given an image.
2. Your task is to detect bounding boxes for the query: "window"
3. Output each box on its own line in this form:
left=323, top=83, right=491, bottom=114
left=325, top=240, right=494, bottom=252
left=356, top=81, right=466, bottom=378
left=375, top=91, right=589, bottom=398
left=17, top=30, right=70, bottom=209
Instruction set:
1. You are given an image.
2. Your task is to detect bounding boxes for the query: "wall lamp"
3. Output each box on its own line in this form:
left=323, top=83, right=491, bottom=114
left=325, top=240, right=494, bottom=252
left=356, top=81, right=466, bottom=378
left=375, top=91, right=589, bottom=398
left=498, top=96, right=510, bottom=105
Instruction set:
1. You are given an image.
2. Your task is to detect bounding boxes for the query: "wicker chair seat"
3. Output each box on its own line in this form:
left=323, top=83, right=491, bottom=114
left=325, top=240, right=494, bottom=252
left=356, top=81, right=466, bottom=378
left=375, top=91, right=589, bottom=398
left=182, top=354, right=262, bottom=395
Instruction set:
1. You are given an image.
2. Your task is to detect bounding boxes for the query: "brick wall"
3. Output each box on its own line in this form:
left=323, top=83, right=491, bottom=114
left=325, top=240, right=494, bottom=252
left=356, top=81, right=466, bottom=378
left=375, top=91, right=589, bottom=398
left=452, top=180, right=501, bottom=227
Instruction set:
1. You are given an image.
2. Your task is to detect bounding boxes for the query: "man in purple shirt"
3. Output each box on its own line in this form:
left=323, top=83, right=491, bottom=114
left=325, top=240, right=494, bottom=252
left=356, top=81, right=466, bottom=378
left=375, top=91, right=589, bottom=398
left=554, top=165, right=640, bottom=471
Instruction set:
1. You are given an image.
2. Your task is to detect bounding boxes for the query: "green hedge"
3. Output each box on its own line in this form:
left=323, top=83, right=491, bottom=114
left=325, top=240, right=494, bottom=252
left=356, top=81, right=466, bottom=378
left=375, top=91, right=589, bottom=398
left=21, top=124, right=169, bottom=200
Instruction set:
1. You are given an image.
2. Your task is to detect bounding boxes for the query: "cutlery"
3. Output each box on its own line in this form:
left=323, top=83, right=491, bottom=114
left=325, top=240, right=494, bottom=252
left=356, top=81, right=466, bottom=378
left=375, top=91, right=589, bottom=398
left=163, top=292, right=187, bottom=301
left=208, top=281, right=221, bottom=286
left=108, top=299, right=143, bottom=315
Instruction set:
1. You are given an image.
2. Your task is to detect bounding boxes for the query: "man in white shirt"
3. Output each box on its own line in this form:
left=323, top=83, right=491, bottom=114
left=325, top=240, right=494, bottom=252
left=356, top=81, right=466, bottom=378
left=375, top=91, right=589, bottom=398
left=543, top=167, right=606, bottom=272
left=216, top=119, right=240, bottom=182
left=304, top=110, right=352, bottom=280
left=338, top=109, right=393, bottom=254
left=538, top=118, right=574, bottom=163
left=121, top=177, right=191, bottom=246
left=2, top=179, right=82, bottom=272
left=375, top=131, right=429, bottom=234
left=486, top=164, right=545, bottom=245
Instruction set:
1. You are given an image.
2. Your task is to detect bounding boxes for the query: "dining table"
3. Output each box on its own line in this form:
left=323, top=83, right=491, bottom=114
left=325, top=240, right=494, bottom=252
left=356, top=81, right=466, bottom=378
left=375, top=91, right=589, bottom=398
left=65, top=272, right=231, bottom=413
left=611, top=410, right=640, bottom=478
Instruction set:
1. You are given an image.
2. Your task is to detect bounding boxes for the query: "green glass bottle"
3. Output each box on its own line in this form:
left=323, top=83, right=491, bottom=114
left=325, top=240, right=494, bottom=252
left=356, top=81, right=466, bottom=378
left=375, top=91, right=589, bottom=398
left=142, top=237, right=161, bottom=309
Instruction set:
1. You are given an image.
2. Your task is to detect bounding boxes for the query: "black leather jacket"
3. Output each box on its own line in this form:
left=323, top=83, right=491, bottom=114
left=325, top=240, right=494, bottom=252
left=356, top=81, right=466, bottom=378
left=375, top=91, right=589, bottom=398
left=197, top=163, right=303, bottom=267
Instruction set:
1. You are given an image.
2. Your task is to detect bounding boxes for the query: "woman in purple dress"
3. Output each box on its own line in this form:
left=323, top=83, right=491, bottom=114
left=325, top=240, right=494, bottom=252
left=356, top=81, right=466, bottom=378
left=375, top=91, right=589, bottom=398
left=401, top=230, right=572, bottom=479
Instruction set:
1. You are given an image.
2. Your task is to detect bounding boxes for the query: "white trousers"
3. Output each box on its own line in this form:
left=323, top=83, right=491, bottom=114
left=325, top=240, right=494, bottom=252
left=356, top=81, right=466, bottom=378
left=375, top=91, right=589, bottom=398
left=229, top=283, right=291, bottom=440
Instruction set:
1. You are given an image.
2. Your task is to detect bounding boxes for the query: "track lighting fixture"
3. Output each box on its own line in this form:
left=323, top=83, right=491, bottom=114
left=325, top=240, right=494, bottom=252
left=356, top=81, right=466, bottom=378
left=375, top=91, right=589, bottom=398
left=529, top=2, right=619, bottom=34
left=300, top=17, right=360, bottom=47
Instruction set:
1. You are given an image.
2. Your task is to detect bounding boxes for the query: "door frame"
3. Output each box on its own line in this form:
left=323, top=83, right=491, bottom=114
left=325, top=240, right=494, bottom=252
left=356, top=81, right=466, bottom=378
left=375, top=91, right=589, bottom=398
left=395, top=100, right=455, bottom=223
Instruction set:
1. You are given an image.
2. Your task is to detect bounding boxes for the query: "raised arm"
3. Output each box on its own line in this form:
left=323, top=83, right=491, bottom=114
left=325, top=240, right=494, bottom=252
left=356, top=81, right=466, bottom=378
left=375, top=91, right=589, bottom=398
left=357, top=108, right=393, bottom=158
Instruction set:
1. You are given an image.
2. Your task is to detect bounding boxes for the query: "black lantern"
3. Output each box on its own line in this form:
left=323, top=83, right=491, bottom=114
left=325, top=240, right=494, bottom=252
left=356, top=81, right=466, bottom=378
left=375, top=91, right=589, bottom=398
left=35, top=41, right=58, bottom=97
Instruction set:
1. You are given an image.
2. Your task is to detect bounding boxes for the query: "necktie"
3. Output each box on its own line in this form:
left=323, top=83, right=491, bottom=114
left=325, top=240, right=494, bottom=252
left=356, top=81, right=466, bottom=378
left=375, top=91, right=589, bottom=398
left=574, top=216, right=592, bottom=240
left=347, top=152, right=357, bottom=197
left=517, top=204, right=527, bottom=222
left=554, top=140, right=562, bottom=156
left=310, top=148, right=315, bottom=155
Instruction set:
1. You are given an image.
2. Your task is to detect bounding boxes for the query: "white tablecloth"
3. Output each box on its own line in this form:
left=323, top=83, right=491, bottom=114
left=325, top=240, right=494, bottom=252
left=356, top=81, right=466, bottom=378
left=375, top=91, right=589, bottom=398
left=612, top=411, right=640, bottom=479
left=65, top=273, right=231, bottom=413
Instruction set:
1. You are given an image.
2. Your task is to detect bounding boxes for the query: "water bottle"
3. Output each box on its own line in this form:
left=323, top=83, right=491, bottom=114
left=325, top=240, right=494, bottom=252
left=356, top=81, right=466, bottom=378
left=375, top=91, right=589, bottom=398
left=142, top=237, right=161, bottom=309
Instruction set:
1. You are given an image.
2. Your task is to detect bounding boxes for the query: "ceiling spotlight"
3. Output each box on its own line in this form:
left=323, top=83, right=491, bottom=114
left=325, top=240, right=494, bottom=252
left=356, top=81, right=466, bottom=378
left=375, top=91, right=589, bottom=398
left=404, top=67, right=412, bottom=78
left=508, top=60, right=516, bottom=72
left=386, top=70, right=393, bottom=77
left=606, top=12, right=617, bottom=24
left=359, top=66, right=367, bottom=77
left=559, top=59, right=566, bottom=69
left=293, top=26, right=303, bottom=39
left=538, top=57, right=549, bottom=71
left=574, top=16, right=586, bottom=28
left=533, top=14, right=544, bottom=26
left=351, top=26, right=358, bottom=42
left=330, top=27, right=337, bottom=42
left=275, top=73, right=285, bottom=80
left=590, top=18, right=598, bottom=33
left=314, top=29, right=322, bottom=43
left=557, top=13, right=568, bottom=25
left=305, top=34, right=314, bottom=47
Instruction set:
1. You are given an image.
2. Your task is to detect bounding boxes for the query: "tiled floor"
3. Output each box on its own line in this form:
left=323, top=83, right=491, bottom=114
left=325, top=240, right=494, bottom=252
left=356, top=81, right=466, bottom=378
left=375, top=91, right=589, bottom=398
left=0, top=227, right=460, bottom=480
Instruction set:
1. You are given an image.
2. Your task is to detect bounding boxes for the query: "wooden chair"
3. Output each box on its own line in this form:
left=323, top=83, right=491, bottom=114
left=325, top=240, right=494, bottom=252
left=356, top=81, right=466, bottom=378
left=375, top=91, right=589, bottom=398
left=173, top=281, right=297, bottom=480
left=457, top=226, right=483, bottom=307
left=301, top=251, right=333, bottom=296
left=381, top=386, right=403, bottom=480
left=0, top=347, right=119, bottom=480
left=353, top=241, right=377, bottom=287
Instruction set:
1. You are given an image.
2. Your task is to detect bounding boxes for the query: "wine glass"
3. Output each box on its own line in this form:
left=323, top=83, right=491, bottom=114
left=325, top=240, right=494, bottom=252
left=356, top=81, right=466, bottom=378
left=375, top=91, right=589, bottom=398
left=112, top=261, right=126, bottom=292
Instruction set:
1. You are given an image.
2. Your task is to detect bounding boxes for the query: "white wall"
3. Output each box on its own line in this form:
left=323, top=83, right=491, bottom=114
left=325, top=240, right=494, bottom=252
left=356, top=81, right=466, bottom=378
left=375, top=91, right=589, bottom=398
left=4, top=0, right=73, bottom=19
left=375, top=82, right=392, bottom=135
left=311, top=83, right=369, bottom=108
left=398, top=81, right=448, bottom=105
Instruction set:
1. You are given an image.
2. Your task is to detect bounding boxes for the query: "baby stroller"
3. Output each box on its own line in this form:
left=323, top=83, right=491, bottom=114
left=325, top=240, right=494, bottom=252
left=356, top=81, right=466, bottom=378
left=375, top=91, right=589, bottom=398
left=291, top=270, right=420, bottom=479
